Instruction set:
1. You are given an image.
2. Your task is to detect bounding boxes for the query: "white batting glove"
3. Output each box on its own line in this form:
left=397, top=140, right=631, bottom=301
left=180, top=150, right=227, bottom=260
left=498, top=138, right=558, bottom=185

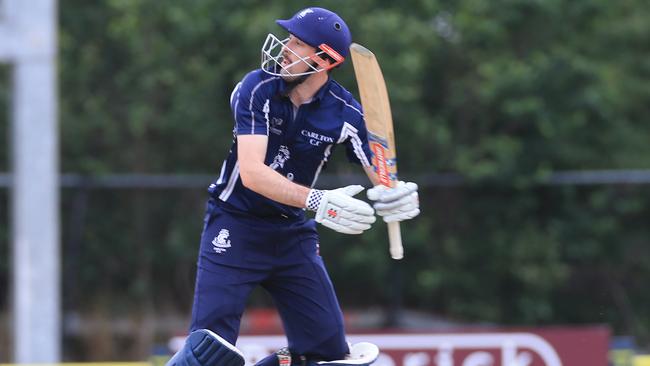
left=306, top=185, right=376, bottom=234
left=367, top=181, right=420, bottom=223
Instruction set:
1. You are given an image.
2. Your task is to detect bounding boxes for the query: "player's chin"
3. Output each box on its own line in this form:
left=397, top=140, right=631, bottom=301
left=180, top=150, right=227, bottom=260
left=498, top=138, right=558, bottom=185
left=281, top=67, right=314, bottom=82
left=280, top=70, right=300, bottom=82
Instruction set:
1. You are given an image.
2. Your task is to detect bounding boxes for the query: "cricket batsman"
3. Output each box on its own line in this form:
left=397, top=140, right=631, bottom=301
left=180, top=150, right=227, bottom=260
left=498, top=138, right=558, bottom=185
left=168, top=7, right=420, bottom=366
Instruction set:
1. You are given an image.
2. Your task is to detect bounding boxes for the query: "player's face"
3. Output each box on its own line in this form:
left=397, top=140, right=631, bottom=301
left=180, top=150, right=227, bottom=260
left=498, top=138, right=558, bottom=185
left=280, top=35, right=319, bottom=80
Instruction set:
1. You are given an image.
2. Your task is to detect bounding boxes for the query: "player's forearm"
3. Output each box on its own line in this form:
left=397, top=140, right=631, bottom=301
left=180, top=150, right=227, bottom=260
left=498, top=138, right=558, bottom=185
left=239, top=161, right=310, bottom=208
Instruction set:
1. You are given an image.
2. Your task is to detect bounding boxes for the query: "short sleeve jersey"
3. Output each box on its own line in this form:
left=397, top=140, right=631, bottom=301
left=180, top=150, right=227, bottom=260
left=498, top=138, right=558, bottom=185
left=208, top=69, right=372, bottom=219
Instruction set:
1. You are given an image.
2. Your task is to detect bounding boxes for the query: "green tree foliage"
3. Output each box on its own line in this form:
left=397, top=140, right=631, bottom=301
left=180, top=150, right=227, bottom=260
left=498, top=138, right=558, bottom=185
left=2, top=0, right=650, bottom=359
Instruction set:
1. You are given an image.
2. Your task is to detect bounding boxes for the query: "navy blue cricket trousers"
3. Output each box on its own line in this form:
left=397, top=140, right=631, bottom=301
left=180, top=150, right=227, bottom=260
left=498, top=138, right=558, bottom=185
left=189, top=199, right=349, bottom=361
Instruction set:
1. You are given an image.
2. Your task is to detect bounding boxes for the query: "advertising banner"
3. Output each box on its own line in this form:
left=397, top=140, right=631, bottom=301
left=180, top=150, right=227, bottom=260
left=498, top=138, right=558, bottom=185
left=230, top=327, right=609, bottom=366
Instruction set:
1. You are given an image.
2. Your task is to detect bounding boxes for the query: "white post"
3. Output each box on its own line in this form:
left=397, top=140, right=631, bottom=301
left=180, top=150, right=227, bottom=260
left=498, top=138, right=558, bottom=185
left=1, top=0, right=60, bottom=362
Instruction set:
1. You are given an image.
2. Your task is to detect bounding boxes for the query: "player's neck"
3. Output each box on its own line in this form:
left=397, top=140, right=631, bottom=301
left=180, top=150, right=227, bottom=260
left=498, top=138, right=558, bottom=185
left=288, top=71, right=328, bottom=107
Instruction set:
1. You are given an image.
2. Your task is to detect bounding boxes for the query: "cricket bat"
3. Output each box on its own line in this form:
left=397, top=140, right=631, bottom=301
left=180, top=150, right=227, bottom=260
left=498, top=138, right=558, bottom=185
left=349, top=43, right=404, bottom=260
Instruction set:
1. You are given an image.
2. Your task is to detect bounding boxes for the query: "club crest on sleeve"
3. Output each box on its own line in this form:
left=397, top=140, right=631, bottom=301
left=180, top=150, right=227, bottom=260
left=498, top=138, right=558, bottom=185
left=212, top=229, right=232, bottom=254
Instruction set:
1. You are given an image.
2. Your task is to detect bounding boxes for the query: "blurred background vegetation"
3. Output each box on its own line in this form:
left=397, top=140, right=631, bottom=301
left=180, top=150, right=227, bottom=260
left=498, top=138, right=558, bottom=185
left=1, top=0, right=650, bottom=361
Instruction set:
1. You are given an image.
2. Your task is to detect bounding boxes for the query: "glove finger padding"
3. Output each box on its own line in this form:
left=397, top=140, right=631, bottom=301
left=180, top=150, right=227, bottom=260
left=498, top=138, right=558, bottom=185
left=329, top=186, right=375, bottom=216
left=382, top=208, right=420, bottom=223
left=341, top=210, right=376, bottom=224
left=320, top=219, right=364, bottom=235
left=319, top=203, right=375, bottom=227
left=367, top=182, right=420, bottom=223
left=308, top=185, right=376, bottom=235
left=367, top=181, right=418, bottom=202
left=373, top=192, right=417, bottom=211
left=338, top=216, right=373, bottom=231
left=377, top=192, right=419, bottom=222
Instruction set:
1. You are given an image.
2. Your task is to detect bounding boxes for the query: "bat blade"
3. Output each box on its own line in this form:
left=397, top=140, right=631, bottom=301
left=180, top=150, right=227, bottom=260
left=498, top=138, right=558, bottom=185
left=350, top=43, right=403, bottom=260
left=349, top=43, right=397, bottom=187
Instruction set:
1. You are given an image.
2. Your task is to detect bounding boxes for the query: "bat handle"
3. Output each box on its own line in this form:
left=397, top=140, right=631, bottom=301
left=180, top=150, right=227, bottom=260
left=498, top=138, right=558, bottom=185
left=388, top=221, right=403, bottom=260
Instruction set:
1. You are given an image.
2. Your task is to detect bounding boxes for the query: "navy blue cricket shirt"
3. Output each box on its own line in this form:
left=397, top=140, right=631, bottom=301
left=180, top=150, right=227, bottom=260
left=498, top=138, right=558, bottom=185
left=208, top=69, right=372, bottom=219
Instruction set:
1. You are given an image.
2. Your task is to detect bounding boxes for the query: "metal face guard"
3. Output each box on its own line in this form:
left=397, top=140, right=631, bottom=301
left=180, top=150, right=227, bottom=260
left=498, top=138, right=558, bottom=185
left=261, top=33, right=340, bottom=77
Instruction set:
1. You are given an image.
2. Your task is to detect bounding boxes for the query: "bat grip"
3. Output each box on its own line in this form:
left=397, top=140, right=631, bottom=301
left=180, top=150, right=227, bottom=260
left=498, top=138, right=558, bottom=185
left=388, top=221, right=403, bottom=260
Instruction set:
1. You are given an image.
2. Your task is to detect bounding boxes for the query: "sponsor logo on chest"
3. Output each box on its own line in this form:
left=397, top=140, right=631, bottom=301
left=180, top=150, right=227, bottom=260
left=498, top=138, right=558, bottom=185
left=301, top=129, right=334, bottom=146
left=270, top=145, right=291, bottom=170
